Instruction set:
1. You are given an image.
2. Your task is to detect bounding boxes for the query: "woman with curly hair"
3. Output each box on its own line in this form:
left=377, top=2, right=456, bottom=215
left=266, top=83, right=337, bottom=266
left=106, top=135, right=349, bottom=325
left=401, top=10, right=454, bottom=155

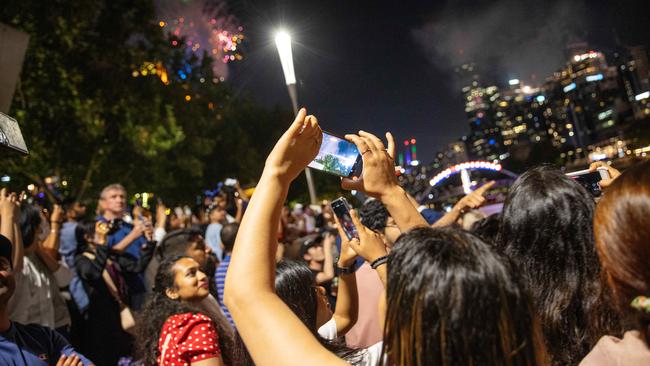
left=135, top=256, right=237, bottom=365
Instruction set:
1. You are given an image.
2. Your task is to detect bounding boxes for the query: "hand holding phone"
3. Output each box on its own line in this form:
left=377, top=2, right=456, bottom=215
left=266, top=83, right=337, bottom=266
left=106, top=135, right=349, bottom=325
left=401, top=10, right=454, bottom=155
left=308, top=132, right=363, bottom=178
left=330, top=197, right=359, bottom=240
left=566, top=167, right=611, bottom=197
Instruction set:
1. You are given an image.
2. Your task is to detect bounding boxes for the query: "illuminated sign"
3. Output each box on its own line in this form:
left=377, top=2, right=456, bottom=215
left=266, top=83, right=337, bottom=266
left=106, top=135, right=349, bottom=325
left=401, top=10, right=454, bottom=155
left=563, top=82, right=577, bottom=93
left=508, top=79, right=520, bottom=85
left=635, top=91, right=650, bottom=101
left=429, top=161, right=502, bottom=187
left=586, top=74, right=603, bottom=82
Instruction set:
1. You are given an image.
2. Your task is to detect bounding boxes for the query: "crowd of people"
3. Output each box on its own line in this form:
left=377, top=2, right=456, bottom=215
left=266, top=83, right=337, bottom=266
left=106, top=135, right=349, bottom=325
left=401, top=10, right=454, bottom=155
left=1, top=107, right=649, bottom=365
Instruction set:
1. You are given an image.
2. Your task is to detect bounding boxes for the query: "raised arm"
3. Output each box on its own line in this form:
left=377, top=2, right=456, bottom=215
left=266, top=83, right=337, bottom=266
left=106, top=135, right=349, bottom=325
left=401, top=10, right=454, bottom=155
left=341, top=131, right=427, bottom=232
left=315, top=233, right=335, bottom=284
left=330, top=218, right=359, bottom=336
left=431, top=181, right=495, bottom=228
left=224, top=109, right=347, bottom=366
left=41, top=204, right=63, bottom=261
left=0, top=190, right=23, bottom=272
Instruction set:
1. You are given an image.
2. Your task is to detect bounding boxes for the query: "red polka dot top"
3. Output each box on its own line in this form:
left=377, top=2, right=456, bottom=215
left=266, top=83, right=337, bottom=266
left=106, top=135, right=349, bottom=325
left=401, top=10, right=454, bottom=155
left=157, top=312, right=222, bottom=365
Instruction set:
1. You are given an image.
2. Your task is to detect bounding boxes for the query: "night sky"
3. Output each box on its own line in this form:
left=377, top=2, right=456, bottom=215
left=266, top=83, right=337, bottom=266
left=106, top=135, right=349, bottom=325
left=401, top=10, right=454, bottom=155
left=227, top=0, right=650, bottom=161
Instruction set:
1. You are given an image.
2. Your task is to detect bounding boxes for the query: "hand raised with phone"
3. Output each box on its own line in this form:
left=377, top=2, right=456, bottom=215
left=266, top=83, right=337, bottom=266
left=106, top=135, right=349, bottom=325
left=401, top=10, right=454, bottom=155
left=265, top=108, right=323, bottom=184
left=342, top=131, right=399, bottom=199
left=347, top=209, right=388, bottom=264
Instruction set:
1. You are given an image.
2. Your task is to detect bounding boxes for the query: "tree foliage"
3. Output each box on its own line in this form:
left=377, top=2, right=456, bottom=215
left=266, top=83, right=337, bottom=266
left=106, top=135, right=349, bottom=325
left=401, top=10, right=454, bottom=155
left=0, top=0, right=294, bottom=205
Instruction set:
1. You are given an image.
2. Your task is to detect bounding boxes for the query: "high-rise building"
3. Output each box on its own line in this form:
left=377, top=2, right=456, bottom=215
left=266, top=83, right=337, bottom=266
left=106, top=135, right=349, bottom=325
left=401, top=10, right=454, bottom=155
left=455, top=63, right=504, bottom=161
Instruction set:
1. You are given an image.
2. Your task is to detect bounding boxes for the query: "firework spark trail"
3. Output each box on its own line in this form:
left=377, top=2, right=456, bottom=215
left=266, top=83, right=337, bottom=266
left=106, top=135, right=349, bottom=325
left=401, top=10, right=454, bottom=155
left=155, top=0, right=244, bottom=78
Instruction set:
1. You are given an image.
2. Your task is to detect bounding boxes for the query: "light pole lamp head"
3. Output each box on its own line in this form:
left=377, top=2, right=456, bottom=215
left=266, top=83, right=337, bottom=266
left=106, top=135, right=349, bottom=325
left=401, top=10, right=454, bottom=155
left=274, top=30, right=296, bottom=85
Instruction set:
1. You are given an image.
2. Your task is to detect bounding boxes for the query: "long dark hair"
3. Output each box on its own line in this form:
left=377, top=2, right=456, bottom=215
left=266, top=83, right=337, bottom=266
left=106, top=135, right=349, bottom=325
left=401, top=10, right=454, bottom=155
left=497, top=166, right=619, bottom=365
left=135, top=256, right=236, bottom=365
left=383, top=226, right=546, bottom=366
left=236, top=260, right=363, bottom=365
left=594, top=160, right=650, bottom=345
left=19, top=203, right=42, bottom=248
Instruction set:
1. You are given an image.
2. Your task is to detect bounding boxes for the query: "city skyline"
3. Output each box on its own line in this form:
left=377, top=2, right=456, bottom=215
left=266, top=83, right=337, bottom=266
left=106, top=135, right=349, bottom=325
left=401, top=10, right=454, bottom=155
left=229, top=0, right=650, bottom=162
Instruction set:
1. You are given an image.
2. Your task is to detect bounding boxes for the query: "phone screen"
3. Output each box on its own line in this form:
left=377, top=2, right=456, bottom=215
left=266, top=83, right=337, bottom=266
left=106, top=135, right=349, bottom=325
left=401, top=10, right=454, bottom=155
left=569, top=171, right=603, bottom=197
left=308, top=132, right=362, bottom=177
left=330, top=198, right=359, bottom=240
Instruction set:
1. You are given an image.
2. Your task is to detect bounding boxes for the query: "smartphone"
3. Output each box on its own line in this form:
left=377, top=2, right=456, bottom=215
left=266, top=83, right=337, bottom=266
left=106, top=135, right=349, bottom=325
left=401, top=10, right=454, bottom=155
left=224, top=178, right=237, bottom=186
left=566, top=167, right=611, bottom=197
left=0, top=112, right=29, bottom=155
left=330, top=197, right=359, bottom=240
left=308, top=131, right=363, bottom=178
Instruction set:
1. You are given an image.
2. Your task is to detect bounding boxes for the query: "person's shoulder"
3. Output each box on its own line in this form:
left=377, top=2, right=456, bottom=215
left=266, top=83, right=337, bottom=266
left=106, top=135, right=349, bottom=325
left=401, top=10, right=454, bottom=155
left=164, top=312, right=212, bottom=328
left=12, top=322, right=57, bottom=339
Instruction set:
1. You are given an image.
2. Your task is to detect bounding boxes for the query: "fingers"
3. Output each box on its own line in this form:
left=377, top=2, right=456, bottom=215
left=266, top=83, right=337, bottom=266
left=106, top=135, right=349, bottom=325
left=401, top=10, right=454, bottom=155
left=349, top=209, right=365, bottom=232
left=332, top=214, right=349, bottom=243
left=589, top=161, right=606, bottom=172
left=0, top=188, right=6, bottom=200
left=341, top=177, right=363, bottom=191
left=475, top=180, right=496, bottom=195
left=288, top=107, right=308, bottom=134
left=345, top=134, right=372, bottom=157
left=359, top=130, right=386, bottom=155
left=385, top=132, right=395, bottom=160
left=57, top=354, right=82, bottom=366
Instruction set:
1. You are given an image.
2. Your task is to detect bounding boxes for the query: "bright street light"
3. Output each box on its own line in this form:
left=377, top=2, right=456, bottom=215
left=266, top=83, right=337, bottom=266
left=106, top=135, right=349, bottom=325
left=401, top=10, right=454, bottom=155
left=273, top=28, right=317, bottom=204
left=274, top=30, right=296, bottom=85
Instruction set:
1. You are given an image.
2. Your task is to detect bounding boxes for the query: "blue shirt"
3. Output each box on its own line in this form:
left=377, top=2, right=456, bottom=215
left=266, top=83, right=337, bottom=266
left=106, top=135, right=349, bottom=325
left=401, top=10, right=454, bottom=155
left=58, top=221, right=90, bottom=312
left=103, top=219, right=148, bottom=259
left=214, top=254, right=234, bottom=328
left=205, top=223, right=224, bottom=261
left=0, top=322, right=92, bottom=365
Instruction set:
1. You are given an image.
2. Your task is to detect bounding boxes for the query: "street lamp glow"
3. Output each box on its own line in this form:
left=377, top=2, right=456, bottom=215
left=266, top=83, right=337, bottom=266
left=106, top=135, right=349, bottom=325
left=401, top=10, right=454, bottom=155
left=274, top=30, right=296, bottom=85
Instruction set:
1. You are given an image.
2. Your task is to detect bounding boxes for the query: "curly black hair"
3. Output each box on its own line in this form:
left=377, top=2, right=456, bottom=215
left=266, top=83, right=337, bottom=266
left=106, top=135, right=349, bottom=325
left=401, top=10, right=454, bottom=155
left=135, top=256, right=237, bottom=365
left=358, top=199, right=389, bottom=233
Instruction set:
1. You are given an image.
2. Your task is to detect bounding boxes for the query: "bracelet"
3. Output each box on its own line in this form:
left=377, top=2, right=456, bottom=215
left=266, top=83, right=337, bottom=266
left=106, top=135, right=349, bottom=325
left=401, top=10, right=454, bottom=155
left=370, top=255, right=388, bottom=269
left=336, top=259, right=356, bottom=275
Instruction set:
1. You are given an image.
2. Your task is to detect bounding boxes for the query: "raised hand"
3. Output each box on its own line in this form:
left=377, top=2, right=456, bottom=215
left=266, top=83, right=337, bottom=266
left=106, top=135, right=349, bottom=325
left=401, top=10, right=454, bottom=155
left=341, top=131, right=398, bottom=199
left=56, top=354, right=84, bottom=366
left=264, top=108, right=322, bottom=184
left=333, top=217, right=358, bottom=268
left=95, top=221, right=110, bottom=245
left=454, top=181, right=495, bottom=213
left=347, top=209, right=388, bottom=263
left=50, top=204, right=64, bottom=224
left=589, top=161, right=621, bottom=189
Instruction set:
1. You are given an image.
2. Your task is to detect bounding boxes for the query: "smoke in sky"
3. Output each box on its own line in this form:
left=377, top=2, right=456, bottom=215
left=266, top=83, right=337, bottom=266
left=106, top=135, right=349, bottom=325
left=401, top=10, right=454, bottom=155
left=413, top=0, right=588, bottom=86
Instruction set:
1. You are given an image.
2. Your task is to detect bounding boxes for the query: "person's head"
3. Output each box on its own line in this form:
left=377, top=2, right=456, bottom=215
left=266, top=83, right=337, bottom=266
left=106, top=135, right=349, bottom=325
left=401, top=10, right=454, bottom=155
left=220, top=223, right=239, bottom=255
left=268, top=260, right=359, bottom=364
left=384, top=226, right=547, bottom=366
left=497, top=166, right=618, bottom=364
left=155, top=256, right=209, bottom=303
left=359, top=199, right=400, bottom=246
left=0, top=234, right=15, bottom=307
left=100, top=183, right=126, bottom=218
left=594, top=160, right=650, bottom=345
left=299, top=234, right=324, bottom=264
left=63, top=199, right=86, bottom=221
left=207, top=203, right=226, bottom=224
left=458, top=209, right=487, bottom=230
left=137, top=256, right=234, bottom=365
left=275, top=261, right=331, bottom=330
left=157, top=229, right=210, bottom=269
left=470, top=213, right=500, bottom=245
left=19, top=203, right=44, bottom=249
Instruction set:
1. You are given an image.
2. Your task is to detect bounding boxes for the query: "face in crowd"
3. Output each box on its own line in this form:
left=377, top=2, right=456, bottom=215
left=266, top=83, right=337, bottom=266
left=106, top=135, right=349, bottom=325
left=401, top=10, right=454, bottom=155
left=101, top=188, right=126, bottom=218
left=165, top=257, right=210, bottom=303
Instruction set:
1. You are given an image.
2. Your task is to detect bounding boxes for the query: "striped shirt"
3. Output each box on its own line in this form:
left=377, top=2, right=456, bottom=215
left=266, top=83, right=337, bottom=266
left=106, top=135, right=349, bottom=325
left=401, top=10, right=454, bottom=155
left=215, top=254, right=234, bottom=328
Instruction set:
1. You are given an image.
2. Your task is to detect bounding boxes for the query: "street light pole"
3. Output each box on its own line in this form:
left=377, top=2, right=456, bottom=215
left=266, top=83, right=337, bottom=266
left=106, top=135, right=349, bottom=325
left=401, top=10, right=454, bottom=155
left=274, top=30, right=318, bottom=205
